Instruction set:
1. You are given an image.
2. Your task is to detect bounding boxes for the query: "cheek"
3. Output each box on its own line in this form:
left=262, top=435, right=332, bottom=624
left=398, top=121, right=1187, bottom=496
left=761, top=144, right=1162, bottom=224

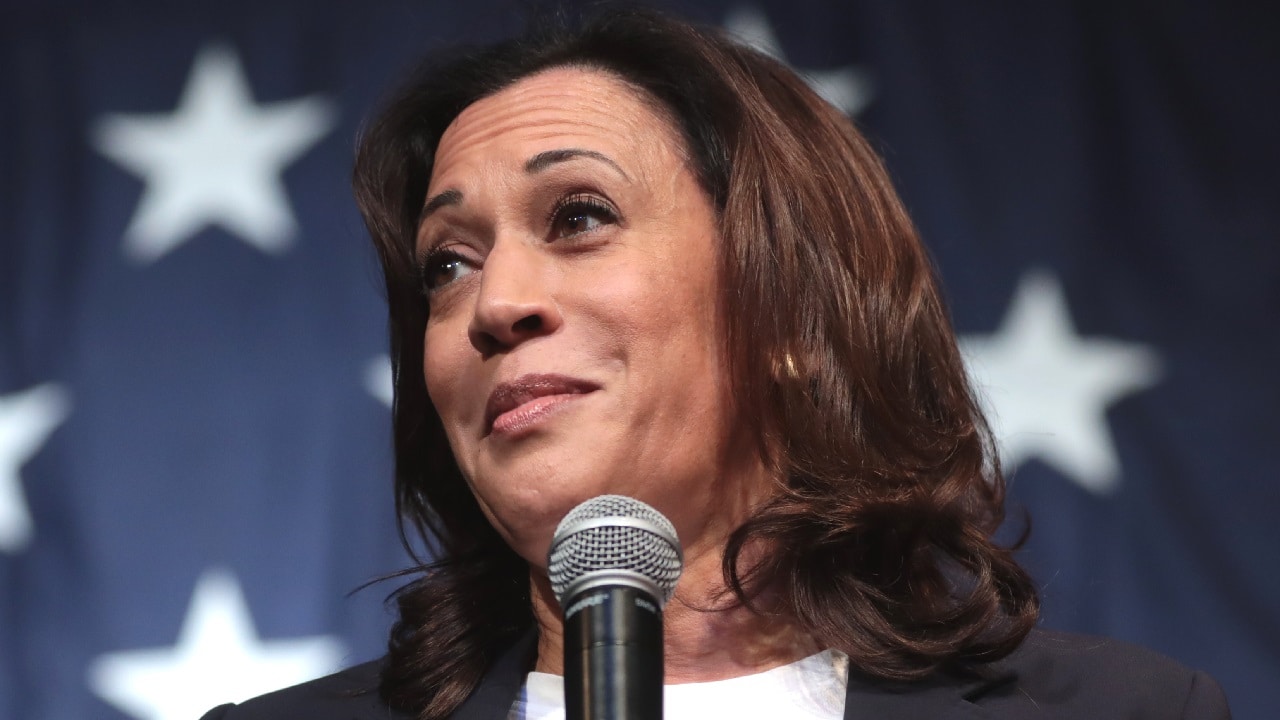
left=631, top=242, right=720, bottom=349
left=589, top=254, right=724, bottom=398
left=581, top=266, right=689, bottom=354
left=422, top=322, right=469, bottom=428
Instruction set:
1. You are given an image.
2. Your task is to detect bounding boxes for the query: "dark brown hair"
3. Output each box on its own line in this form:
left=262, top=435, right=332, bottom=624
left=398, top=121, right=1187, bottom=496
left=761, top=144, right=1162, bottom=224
left=353, top=6, right=1039, bottom=718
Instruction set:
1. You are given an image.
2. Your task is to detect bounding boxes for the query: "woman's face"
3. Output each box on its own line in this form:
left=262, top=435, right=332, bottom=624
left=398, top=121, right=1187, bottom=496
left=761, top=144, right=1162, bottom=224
left=418, top=67, right=763, bottom=566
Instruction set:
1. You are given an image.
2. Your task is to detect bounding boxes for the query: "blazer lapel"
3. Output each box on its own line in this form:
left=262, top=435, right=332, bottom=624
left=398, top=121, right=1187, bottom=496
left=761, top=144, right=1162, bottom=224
left=450, top=631, right=538, bottom=720
left=842, top=664, right=1014, bottom=720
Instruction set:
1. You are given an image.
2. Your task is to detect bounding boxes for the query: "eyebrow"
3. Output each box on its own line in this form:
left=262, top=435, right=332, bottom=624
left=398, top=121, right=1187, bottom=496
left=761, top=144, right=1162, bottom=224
left=524, top=148, right=630, bottom=180
left=418, top=148, right=628, bottom=224
left=418, top=188, right=463, bottom=224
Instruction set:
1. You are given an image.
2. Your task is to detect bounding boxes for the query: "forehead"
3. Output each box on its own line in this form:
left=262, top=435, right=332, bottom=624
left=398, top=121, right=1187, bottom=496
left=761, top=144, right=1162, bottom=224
left=429, top=66, right=686, bottom=187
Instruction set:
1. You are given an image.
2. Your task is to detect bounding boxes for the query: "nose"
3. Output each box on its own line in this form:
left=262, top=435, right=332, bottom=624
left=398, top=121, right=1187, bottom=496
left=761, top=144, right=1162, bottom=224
left=467, top=240, right=562, bottom=355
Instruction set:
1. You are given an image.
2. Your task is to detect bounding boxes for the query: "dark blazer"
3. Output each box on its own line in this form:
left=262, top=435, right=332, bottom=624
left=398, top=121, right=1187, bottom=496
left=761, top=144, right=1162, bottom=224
left=200, top=628, right=1230, bottom=719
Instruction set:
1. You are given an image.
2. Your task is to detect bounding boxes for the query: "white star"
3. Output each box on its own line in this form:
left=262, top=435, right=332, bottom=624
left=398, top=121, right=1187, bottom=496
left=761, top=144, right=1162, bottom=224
left=961, top=271, right=1162, bottom=494
left=724, top=6, right=875, bottom=116
left=364, top=355, right=394, bottom=409
left=88, top=569, right=345, bottom=720
left=92, top=44, right=337, bottom=262
left=0, top=383, right=71, bottom=553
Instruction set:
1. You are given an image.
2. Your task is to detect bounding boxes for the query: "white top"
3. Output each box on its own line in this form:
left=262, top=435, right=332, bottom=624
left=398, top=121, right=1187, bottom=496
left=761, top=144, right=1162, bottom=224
left=507, top=649, right=849, bottom=720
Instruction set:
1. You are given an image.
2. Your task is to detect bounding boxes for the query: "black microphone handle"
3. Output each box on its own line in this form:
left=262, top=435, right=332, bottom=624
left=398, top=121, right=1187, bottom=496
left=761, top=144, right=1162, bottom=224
left=563, top=584, right=663, bottom=720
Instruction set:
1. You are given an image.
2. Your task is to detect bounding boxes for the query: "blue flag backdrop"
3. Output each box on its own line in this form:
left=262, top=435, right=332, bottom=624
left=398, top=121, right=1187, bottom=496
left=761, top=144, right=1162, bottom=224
left=2, top=1, right=1277, bottom=718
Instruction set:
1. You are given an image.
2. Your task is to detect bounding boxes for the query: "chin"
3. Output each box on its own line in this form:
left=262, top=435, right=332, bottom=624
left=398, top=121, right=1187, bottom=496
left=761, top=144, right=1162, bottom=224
left=473, top=468, right=614, bottom=567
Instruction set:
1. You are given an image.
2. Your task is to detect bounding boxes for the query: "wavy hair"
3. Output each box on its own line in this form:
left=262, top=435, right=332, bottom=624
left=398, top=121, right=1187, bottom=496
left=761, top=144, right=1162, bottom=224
left=352, top=7, right=1039, bottom=718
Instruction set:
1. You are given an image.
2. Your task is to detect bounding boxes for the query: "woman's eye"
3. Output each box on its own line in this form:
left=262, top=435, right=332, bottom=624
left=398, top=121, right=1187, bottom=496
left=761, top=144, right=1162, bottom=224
left=551, top=195, right=618, bottom=238
left=419, top=249, right=476, bottom=294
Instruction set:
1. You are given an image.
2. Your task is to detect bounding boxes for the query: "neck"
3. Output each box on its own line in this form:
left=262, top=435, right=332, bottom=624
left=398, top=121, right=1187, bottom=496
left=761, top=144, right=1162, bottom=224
left=529, top=535, right=816, bottom=683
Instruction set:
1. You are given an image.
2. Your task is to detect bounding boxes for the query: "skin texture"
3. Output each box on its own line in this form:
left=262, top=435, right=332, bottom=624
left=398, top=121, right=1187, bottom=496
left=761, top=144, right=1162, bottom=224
left=417, top=67, right=812, bottom=681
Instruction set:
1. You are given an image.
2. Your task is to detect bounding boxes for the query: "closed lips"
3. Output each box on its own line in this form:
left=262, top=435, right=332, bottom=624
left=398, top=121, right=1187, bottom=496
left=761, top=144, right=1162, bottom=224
left=484, top=374, right=598, bottom=433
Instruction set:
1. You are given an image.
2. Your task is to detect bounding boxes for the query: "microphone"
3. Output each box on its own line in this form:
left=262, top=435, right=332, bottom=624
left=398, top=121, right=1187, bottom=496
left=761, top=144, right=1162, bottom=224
left=548, top=495, right=684, bottom=720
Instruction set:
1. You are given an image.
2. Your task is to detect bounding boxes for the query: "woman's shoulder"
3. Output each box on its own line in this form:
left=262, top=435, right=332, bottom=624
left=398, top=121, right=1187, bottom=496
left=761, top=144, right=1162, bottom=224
left=197, top=627, right=1230, bottom=720
left=197, top=658, right=409, bottom=720
left=980, top=627, right=1230, bottom=719
left=849, top=627, right=1229, bottom=719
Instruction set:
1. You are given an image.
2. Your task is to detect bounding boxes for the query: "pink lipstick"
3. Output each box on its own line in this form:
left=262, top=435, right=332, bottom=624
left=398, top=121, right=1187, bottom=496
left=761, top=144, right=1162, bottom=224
left=485, top=373, right=598, bottom=437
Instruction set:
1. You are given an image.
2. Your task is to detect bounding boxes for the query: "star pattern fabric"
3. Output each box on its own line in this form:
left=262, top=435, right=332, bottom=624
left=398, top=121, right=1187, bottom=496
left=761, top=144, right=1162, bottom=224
left=88, top=570, right=345, bottom=720
left=92, top=44, right=336, bottom=262
left=723, top=5, right=874, bottom=116
left=0, top=383, right=71, bottom=553
left=961, top=272, right=1163, bottom=494
left=364, top=355, right=394, bottom=409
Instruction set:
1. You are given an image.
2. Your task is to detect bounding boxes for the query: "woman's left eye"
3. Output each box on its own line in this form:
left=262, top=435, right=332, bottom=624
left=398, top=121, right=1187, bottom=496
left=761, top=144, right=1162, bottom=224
left=550, top=195, right=618, bottom=238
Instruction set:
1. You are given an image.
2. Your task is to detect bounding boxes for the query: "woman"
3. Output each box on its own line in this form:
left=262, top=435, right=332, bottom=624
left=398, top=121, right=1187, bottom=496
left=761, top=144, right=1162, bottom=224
left=203, top=7, right=1229, bottom=720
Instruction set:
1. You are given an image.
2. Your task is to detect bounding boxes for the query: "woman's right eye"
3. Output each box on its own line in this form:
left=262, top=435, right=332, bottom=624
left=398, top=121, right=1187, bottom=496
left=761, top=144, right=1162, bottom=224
left=419, top=248, right=477, bottom=294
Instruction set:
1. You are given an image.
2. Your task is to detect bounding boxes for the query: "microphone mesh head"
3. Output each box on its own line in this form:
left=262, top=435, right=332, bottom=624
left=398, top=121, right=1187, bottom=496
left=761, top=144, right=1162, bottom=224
left=548, top=495, right=683, bottom=606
